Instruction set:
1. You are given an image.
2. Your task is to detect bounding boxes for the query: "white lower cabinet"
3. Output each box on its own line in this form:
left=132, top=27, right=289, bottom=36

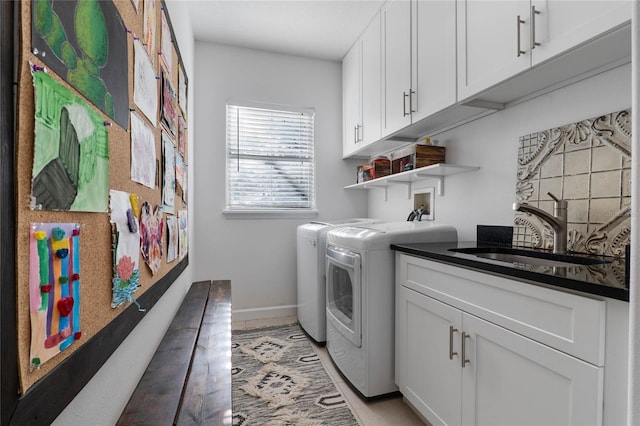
left=396, top=255, right=605, bottom=426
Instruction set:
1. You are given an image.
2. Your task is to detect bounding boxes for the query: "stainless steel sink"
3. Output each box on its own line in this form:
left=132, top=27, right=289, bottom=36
left=449, top=247, right=611, bottom=267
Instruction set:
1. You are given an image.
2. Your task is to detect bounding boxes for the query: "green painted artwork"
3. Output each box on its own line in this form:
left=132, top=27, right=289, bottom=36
left=31, top=70, right=109, bottom=213
left=32, top=0, right=129, bottom=129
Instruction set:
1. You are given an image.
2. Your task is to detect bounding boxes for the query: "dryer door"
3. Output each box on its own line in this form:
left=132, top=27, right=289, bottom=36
left=326, top=245, right=361, bottom=347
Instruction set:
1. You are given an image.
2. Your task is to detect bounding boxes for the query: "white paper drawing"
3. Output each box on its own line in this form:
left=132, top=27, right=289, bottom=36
left=130, top=112, right=156, bottom=189
left=166, top=215, right=178, bottom=263
left=162, top=132, right=176, bottom=214
left=133, top=39, right=158, bottom=126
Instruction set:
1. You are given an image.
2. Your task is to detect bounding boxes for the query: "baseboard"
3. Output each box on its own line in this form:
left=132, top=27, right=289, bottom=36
left=232, top=304, right=297, bottom=321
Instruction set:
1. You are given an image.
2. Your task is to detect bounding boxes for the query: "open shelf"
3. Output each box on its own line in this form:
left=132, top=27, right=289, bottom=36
left=344, top=163, right=479, bottom=198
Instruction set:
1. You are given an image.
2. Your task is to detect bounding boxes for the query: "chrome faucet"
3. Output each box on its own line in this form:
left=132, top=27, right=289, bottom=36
left=513, top=192, right=568, bottom=254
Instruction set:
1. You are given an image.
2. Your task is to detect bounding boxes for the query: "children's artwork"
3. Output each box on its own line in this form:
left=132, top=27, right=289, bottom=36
left=133, top=39, right=158, bottom=126
left=140, top=201, right=164, bottom=275
left=32, top=0, right=129, bottom=129
left=162, top=133, right=176, bottom=214
left=29, top=223, right=81, bottom=371
left=109, top=190, right=142, bottom=308
left=143, top=0, right=157, bottom=65
left=130, top=112, right=157, bottom=188
left=31, top=71, right=109, bottom=212
left=175, top=154, right=185, bottom=198
left=178, top=113, right=186, bottom=161
left=160, top=10, right=173, bottom=78
left=178, top=210, right=188, bottom=260
left=182, top=165, right=188, bottom=204
left=178, top=63, right=187, bottom=117
left=166, top=215, right=178, bottom=263
left=161, top=70, right=177, bottom=136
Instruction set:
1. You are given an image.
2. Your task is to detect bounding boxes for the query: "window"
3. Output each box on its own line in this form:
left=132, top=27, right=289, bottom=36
left=225, top=102, right=316, bottom=216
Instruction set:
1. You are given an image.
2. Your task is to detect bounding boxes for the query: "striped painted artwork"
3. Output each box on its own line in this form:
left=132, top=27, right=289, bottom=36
left=29, top=223, right=81, bottom=371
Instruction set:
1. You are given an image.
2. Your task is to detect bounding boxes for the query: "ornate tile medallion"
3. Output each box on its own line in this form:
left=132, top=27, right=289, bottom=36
left=514, top=109, right=631, bottom=259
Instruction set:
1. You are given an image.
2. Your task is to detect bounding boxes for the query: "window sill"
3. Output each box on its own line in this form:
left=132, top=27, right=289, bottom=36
left=222, top=209, right=319, bottom=219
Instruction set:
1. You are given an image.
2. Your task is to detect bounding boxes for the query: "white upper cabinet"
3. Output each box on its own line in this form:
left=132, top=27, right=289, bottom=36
left=457, top=0, right=532, bottom=100
left=411, top=0, right=457, bottom=123
left=383, top=0, right=457, bottom=138
left=382, top=0, right=412, bottom=137
left=530, top=0, right=631, bottom=66
left=343, top=42, right=361, bottom=158
left=457, top=0, right=631, bottom=102
left=361, top=12, right=382, bottom=147
left=343, top=12, right=382, bottom=158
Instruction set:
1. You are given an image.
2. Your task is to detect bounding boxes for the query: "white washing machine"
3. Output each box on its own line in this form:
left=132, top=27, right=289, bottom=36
left=325, top=221, right=457, bottom=398
left=296, top=218, right=379, bottom=343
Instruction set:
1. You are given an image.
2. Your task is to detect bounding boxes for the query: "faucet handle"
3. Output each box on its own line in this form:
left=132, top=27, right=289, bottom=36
left=547, top=192, right=567, bottom=208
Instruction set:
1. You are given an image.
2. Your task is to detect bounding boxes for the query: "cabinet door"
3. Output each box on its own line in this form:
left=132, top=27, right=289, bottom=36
left=396, top=286, right=462, bottom=426
left=412, top=0, right=456, bottom=122
left=530, top=0, right=631, bottom=66
left=382, top=0, right=411, bottom=137
left=461, top=313, right=603, bottom=426
left=457, top=0, right=530, bottom=101
left=342, top=41, right=361, bottom=157
left=361, top=11, right=382, bottom=146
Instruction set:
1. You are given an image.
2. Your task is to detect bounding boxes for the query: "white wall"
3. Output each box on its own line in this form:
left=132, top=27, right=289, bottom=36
left=52, top=2, right=195, bottom=424
left=369, top=63, right=632, bottom=241
left=192, top=42, right=367, bottom=320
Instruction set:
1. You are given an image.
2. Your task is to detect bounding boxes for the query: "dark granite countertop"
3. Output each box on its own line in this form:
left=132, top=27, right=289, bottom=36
left=391, top=241, right=629, bottom=302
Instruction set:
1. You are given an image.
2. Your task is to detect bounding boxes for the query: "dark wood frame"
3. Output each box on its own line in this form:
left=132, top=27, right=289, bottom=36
left=0, top=1, right=190, bottom=425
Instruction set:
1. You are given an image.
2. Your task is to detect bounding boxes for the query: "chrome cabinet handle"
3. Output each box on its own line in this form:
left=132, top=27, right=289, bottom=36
left=449, top=326, right=458, bottom=360
left=410, top=90, right=416, bottom=114
left=356, top=124, right=362, bottom=142
left=516, top=15, right=525, bottom=57
left=403, top=91, right=410, bottom=117
left=531, top=5, right=540, bottom=50
left=461, top=332, right=470, bottom=368
left=353, top=125, right=358, bottom=143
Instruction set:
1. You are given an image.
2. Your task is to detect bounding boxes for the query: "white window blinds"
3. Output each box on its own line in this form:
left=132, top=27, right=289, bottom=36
left=226, top=103, right=315, bottom=210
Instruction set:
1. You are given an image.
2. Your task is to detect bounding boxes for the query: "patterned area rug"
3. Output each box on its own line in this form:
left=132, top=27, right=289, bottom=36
left=232, top=323, right=359, bottom=425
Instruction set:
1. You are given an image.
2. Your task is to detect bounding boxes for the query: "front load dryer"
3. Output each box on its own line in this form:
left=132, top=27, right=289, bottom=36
left=296, top=218, right=379, bottom=343
left=325, top=221, right=457, bottom=398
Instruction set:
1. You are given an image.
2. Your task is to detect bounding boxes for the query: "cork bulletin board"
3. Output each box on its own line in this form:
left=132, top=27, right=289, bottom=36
left=7, top=0, right=189, bottom=417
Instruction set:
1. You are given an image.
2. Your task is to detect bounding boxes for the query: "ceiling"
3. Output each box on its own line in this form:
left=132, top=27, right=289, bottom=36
left=185, top=0, right=385, bottom=61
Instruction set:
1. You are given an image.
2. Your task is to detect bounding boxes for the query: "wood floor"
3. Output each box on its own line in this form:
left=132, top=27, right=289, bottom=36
left=232, top=316, right=426, bottom=426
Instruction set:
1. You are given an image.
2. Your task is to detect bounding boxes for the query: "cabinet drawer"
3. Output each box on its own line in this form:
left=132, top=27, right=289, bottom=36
left=397, top=254, right=606, bottom=366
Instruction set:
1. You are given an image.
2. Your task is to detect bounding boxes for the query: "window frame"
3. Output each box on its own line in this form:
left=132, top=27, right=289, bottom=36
left=223, top=100, right=318, bottom=218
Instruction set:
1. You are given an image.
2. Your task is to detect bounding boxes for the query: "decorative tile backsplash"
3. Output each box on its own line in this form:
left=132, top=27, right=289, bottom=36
left=514, top=109, right=631, bottom=263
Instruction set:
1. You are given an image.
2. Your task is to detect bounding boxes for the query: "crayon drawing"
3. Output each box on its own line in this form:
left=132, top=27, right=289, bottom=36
left=109, top=190, right=142, bottom=308
left=178, top=210, right=188, bottom=260
left=130, top=112, right=156, bottom=189
left=166, top=215, right=178, bottom=263
left=133, top=39, right=158, bottom=126
left=32, top=0, right=129, bottom=129
left=161, top=70, right=177, bottom=136
left=140, top=201, right=164, bottom=275
left=31, top=71, right=109, bottom=213
left=160, top=10, right=173, bottom=78
left=143, top=0, right=157, bottom=65
left=178, top=113, right=186, bottom=161
left=29, top=223, right=81, bottom=371
left=175, top=154, right=185, bottom=199
left=162, top=133, right=176, bottom=214
left=178, top=63, right=187, bottom=117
